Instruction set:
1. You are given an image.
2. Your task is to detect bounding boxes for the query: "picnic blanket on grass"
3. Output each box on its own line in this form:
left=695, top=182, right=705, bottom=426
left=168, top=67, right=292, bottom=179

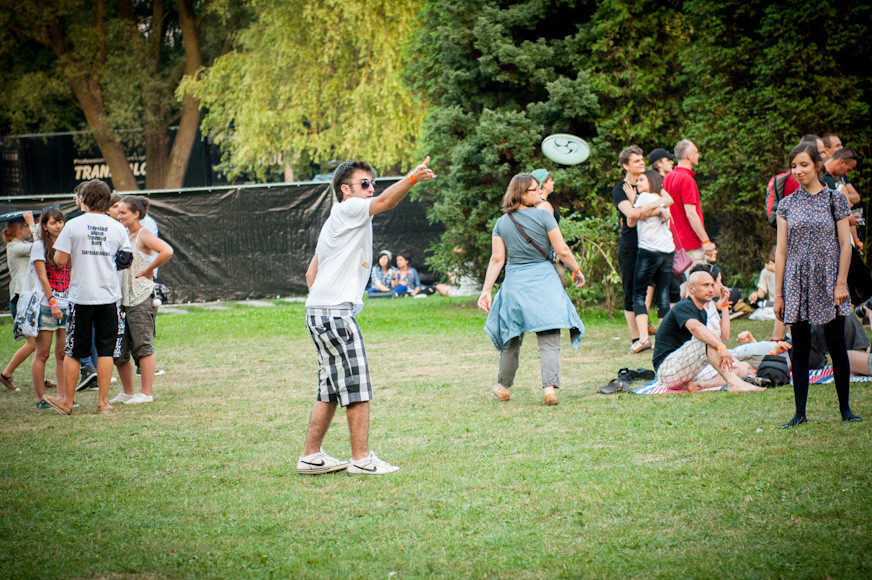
left=632, top=365, right=872, bottom=395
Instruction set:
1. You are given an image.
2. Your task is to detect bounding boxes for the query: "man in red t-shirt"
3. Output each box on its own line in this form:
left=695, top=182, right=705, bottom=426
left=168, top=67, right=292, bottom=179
left=662, top=140, right=715, bottom=266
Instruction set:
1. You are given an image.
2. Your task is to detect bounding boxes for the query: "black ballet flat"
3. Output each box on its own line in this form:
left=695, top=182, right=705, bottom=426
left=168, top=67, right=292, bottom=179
left=781, top=415, right=808, bottom=429
left=842, top=412, right=862, bottom=422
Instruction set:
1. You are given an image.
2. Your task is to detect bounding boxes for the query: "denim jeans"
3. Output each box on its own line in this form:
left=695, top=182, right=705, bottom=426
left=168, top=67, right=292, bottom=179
left=632, top=248, right=673, bottom=318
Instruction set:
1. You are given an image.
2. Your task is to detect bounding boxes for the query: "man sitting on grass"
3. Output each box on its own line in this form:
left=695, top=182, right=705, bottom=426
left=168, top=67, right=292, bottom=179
left=297, top=157, right=434, bottom=476
left=652, top=270, right=765, bottom=393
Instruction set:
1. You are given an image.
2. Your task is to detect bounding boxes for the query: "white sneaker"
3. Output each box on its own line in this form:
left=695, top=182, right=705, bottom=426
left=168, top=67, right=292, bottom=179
left=347, top=451, right=400, bottom=475
left=109, top=392, right=135, bottom=404
left=296, top=449, right=349, bottom=475
left=124, top=393, right=154, bottom=405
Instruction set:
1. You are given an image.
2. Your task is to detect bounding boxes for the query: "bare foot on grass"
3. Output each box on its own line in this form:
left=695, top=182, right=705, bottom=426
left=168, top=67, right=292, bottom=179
left=727, top=381, right=766, bottom=393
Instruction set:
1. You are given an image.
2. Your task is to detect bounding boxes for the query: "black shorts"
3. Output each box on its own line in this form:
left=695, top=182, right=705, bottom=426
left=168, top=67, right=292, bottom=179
left=65, top=302, right=124, bottom=360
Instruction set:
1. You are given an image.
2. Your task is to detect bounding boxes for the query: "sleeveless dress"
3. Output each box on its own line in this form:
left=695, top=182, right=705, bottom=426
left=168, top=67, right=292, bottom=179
left=120, top=229, right=156, bottom=308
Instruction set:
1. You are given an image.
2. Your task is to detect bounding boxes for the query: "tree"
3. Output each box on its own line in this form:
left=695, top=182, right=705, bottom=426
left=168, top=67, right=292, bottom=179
left=411, top=0, right=872, bottom=295
left=184, top=0, right=426, bottom=181
left=0, top=0, right=241, bottom=190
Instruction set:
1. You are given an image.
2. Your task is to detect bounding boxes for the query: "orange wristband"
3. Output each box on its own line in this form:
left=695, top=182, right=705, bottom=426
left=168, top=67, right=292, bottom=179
left=702, top=239, right=710, bottom=244
left=716, top=344, right=727, bottom=351
left=408, top=173, right=418, bottom=184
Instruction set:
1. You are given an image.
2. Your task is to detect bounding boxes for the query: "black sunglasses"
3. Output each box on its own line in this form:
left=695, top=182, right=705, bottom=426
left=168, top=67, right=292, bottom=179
left=348, top=179, right=376, bottom=190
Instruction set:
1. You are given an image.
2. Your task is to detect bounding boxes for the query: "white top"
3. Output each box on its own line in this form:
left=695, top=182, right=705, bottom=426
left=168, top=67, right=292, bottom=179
left=634, top=192, right=675, bottom=253
left=306, top=197, right=373, bottom=309
left=703, top=301, right=721, bottom=335
left=142, top=214, right=158, bottom=236
left=30, top=240, right=71, bottom=308
left=5, top=224, right=39, bottom=296
left=120, top=229, right=156, bottom=307
left=756, top=267, right=776, bottom=299
left=53, top=212, right=133, bottom=305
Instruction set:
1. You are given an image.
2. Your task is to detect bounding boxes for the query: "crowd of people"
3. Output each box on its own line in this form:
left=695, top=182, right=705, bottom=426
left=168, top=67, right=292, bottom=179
left=2, top=130, right=864, bottom=475
left=2, top=180, right=172, bottom=414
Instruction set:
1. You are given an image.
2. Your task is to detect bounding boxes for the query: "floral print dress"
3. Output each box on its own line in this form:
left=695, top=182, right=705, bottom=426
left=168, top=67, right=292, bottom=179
left=776, top=185, right=851, bottom=325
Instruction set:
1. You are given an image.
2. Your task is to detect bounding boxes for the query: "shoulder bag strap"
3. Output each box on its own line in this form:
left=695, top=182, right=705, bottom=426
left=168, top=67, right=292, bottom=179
left=507, top=212, right=551, bottom=260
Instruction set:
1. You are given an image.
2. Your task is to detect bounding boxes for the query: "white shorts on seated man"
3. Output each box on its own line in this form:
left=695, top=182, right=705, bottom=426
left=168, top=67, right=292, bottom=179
left=651, top=271, right=766, bottom=393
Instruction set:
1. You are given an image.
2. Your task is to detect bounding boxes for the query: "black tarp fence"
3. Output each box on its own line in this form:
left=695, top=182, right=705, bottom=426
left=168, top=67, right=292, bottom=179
left=0, top=178, right=444, bottom=308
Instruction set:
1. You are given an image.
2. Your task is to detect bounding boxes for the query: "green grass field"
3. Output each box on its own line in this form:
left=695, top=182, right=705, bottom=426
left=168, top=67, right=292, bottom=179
left=1, top=297, right=869, bottom=579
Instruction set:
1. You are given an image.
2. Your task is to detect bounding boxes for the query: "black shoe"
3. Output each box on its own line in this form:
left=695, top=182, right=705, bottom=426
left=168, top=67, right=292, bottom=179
left=842, top=412, right=862, bottom=422
left=781, top=415, right=807, bottom=429
left=617, top=367, right=656, bottom=383
left=76, top=367, right=97, bottom=392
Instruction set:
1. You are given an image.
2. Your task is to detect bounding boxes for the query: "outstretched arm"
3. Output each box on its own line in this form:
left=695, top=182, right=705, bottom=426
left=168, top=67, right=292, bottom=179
left=369, top=156, right=435, bottom=216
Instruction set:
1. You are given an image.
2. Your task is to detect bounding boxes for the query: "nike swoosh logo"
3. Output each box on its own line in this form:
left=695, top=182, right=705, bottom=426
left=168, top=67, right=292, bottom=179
left=302, top=460, right=325, bottom=466
left=353, top=464, right=378, bottom=472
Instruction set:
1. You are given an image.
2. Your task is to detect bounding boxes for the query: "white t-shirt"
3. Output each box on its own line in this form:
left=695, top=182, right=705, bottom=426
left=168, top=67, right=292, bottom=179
left=53, top=212, right=133, bottom=305
left=30, top=240, right=71, bottom=308
left=306, top=197, right=373, bottom=308
left=634, top=192, right=675, bottom=253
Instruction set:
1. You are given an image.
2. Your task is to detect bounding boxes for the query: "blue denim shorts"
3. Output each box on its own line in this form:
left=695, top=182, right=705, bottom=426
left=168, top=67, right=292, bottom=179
left=39, top=304, right=68, bottom=331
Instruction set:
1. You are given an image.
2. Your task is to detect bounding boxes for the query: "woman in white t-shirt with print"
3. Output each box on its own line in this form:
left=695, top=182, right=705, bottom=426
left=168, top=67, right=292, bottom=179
left=30, top=208, right=71, bottom=408
left=628, top=169, right=675, bottom=353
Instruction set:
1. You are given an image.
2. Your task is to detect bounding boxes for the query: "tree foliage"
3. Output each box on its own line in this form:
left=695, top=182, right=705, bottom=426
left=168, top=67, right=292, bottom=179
left=184, top=0, right=426, bottom=181
left=411, top=0, right=872, bottom=292
left=0, top=0, right=242, bottom=190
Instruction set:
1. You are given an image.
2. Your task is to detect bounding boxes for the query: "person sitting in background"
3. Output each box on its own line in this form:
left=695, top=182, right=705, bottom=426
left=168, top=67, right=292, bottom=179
left=393, top=253, right=434, bottom=297
left=652, top=270, right=765, bottom=393
left=367, top=250, right=396, bottom=297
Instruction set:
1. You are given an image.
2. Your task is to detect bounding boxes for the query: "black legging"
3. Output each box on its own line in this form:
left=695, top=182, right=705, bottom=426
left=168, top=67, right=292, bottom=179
left=790, top=316, right=852, bottom=418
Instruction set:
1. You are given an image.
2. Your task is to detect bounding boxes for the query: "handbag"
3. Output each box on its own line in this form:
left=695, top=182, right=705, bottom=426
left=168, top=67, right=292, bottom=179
left=12, top=288, right=42, bottom=341
left=672, top=248, right=692, bottom=276
left=507, top=212, right=567, bottom=287
left=828, top=190, right=872, bottom=304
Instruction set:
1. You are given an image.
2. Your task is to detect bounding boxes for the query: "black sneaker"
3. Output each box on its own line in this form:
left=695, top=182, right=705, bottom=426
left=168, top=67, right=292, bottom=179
left=76, top=366, right=98, bottom=392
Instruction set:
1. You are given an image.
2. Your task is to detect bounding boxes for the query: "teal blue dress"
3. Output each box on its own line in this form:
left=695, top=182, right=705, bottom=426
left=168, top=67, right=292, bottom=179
left=484, top=208, right=585, bottom=350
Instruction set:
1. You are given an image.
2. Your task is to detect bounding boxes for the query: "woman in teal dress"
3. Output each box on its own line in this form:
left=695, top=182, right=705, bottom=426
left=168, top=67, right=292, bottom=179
left=478, top=173, right=586, bottom=406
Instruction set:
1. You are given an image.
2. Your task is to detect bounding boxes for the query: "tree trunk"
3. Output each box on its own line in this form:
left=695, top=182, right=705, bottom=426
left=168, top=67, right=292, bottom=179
left=164, top=0, right=203, bottom=190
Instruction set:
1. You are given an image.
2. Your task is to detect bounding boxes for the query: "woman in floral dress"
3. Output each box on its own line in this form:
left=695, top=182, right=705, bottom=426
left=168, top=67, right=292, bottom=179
left=774, top=142, right=860, bottom=428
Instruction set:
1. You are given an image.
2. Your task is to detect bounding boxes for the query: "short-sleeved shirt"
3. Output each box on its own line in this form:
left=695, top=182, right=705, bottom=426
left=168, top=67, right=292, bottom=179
left=492, top=208, right=558, bottom=264
left=30, top=240, right=71, bottom=308
left=756, top=267, right=776, bottom=298
left=611, top=181, right=638, bottom=244
left=53, top=212, right=133, bottom=305
left=634, top=192, right=675, bottom=253
left=652, top=297, right=708, bottom=370
left=306, top=197, right=373, bottom=308
left=663, top=167, right=704, bottom=251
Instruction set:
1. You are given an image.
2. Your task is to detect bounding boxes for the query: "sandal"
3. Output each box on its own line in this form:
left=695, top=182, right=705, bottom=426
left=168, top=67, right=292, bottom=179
left=598, top=379, right=629, bottom=395
left=631, top=339, right=652, bottom=354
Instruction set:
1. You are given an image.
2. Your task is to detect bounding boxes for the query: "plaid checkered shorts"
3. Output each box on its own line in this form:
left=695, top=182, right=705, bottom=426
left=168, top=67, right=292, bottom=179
left=656, top=336, right=709, bottom=388
left=306, top=306, right=373, bottom=407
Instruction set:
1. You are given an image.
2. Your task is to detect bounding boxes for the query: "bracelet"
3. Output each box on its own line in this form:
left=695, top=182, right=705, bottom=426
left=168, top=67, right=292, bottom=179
left=48, top=298, right=57, bottom=307
left=408, top=173, right=418, bottom=184
left=702, top=238, right=710, bottom=244
left=720, top=301, right=732, bottom=310
left=716, top=344, right=727, bottom=351
left=572, top=268, right=581, bottom=282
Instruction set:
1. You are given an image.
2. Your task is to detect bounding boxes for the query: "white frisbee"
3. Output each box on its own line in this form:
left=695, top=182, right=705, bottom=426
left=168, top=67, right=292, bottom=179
left=541, top=133, right=590, bottom=165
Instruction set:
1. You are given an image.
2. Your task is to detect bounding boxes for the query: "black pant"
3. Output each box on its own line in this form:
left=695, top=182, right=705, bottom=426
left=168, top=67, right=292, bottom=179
left=790, top=316, right=852, bottom=417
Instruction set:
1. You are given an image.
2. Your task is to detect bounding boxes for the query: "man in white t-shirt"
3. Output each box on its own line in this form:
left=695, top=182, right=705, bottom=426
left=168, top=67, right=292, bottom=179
left=44, top=180, right=133, bottom=415
left=297, top=157, right=434, bottom=476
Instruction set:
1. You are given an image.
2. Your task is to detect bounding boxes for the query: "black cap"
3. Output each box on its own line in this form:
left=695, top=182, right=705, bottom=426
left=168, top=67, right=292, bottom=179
left=648, top=148, right=675, bottom=164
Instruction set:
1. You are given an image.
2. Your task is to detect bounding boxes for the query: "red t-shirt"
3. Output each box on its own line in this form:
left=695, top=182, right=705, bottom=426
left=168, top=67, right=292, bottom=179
left=663, top=167, right=704, bottom=251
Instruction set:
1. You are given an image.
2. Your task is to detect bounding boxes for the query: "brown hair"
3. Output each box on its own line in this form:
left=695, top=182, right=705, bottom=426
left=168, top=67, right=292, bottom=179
left=80, top=179, right=112, bottom=212
left=3, top=221, right=23, bottom=243
left=501, top=173, right=536, bottom=213
left=642, top=169, right=662, bottom=195
left=39, top=208, right=65, bottom=265
left=619, top=146, right=643, bottom=167
left=121, top=196, right=148, bottom=221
